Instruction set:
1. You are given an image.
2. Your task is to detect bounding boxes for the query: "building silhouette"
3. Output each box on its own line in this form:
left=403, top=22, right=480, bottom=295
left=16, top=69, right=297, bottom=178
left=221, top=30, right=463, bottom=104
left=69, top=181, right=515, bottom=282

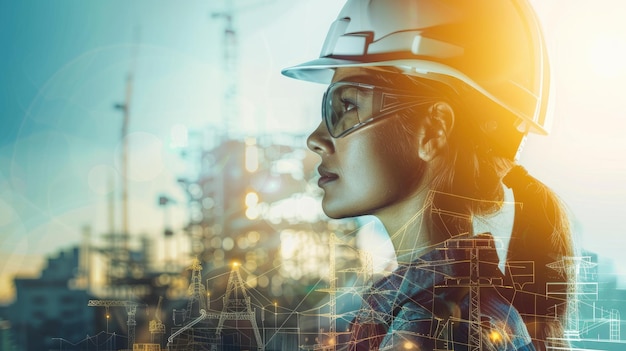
left=4, top=247, right=96, bottom=351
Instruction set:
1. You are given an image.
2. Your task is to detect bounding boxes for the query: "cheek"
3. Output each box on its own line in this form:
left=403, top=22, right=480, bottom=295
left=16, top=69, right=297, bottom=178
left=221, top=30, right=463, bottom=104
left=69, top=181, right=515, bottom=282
left=357, top=150, right=423, bottom=197
left=338, top=133, right=423, bottom=207
left=348, top=128, right=422, bottom=188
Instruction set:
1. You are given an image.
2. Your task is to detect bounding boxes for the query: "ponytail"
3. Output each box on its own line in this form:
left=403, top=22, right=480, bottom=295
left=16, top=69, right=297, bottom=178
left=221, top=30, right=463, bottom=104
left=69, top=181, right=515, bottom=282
left=502, top=165, right=574, bottom=349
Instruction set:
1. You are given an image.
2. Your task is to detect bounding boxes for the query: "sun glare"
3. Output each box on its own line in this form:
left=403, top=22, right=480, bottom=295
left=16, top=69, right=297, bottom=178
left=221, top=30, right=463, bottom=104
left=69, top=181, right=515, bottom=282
left=587, top=34, right=626, bottom=79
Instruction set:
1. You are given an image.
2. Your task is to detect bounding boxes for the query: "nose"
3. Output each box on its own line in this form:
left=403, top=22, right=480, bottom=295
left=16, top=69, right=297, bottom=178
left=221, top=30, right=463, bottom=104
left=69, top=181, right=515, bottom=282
left=307, top=121, right=333, bottom=155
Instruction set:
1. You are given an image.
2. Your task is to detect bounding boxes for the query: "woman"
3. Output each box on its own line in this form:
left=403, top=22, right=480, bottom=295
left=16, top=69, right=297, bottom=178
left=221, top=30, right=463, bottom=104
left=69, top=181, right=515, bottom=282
left=282, top=1, right=574, bottom=350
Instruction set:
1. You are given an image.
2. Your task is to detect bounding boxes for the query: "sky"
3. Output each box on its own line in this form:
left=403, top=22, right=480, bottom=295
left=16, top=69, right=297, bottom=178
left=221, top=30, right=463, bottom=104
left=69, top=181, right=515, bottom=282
left=1, top=0, right=626, bottom=304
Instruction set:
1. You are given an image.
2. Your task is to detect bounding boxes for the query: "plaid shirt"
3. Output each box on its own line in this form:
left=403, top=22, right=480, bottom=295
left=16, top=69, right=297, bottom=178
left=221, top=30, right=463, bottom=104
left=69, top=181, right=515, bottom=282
left=348, top=234, right=535, bottom=351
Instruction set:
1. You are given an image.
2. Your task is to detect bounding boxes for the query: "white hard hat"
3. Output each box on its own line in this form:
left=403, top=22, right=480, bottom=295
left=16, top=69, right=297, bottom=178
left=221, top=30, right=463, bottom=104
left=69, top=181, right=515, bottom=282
left=282, top=0, right=553, bottom=157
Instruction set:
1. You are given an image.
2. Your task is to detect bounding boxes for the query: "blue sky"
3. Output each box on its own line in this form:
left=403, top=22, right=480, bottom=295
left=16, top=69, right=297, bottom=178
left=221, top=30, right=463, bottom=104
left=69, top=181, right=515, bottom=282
left=1, top=0, right=626, bottom=303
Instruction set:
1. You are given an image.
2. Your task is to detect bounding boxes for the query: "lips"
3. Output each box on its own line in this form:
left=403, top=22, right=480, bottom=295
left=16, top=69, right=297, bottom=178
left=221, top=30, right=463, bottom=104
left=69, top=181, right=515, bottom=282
left=317, top=166, right=338, bottom=187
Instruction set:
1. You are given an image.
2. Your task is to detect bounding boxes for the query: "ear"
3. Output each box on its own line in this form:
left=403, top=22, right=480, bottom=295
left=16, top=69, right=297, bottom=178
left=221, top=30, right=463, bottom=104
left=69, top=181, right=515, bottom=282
left=417, top=101, right=455, bottom=162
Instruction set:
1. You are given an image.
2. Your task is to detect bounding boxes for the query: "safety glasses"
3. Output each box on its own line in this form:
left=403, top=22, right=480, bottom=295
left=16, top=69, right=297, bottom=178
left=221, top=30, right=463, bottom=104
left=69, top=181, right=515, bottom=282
left=321, top=81, right=438, bottom=138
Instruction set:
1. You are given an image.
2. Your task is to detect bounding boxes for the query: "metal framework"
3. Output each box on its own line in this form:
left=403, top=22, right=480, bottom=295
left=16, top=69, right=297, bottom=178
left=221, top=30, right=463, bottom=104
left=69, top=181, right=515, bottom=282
left=88, top=299, right=142, bottom=349
left=186, top=258, right=208, bottom=320
left=440, top=237, right=504, bottom=351
left=214, top=263, right=264, bottom=350
left=547, top=256, right=597, bottom=339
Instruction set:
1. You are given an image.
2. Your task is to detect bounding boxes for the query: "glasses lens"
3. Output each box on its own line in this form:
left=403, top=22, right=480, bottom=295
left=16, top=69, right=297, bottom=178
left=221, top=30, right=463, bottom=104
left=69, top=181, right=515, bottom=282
left=325, top=83, right=374, bottom=137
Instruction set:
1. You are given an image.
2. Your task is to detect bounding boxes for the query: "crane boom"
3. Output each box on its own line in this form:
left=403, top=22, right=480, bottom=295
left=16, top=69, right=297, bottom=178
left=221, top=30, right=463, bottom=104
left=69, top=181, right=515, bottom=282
left=88, top=300, right=141, bottom=349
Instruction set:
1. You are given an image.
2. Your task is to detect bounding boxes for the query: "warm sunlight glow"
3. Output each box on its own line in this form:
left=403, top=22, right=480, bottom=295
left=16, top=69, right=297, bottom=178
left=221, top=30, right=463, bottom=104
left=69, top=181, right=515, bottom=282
left=489, top=330, right=503, bottom=343
left=403, top=341, right=416, bottom=349
left=587, top=35, right=626, bottom=78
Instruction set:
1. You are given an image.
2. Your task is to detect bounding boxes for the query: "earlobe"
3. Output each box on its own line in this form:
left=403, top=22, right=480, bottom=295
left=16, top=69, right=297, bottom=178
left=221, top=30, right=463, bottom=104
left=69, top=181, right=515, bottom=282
left=418, top=101, right=455, bottom=162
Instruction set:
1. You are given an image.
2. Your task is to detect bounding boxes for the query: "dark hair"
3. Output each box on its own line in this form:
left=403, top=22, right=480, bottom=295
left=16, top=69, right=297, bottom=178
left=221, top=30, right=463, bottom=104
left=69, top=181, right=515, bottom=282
left=372, top=68, right=575, bottom=348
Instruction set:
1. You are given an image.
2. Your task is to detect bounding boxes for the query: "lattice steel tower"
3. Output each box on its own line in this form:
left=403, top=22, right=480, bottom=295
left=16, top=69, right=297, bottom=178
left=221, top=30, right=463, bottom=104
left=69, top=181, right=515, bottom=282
left=215, top=263, right=264, bottom=350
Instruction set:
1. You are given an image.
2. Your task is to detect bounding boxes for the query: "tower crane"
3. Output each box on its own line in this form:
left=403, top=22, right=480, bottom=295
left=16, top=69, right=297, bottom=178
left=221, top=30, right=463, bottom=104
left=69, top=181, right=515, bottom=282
left=106, top=28, right=140, bottom=284
left=88, top=300, right=143, bottom=350
left=211, top=2, right=238, bottom=138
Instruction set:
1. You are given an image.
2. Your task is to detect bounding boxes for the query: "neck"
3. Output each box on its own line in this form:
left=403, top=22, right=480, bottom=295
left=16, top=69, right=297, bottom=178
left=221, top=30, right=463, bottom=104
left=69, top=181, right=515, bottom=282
left=375, top=189, right=433, bottom=262
left=376, top=189, right=473, bottom=263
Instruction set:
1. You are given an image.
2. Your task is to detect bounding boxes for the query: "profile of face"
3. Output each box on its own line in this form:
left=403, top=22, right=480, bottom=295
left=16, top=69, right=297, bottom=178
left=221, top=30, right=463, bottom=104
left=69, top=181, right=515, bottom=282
left=306, top=67, right=451, bottom=220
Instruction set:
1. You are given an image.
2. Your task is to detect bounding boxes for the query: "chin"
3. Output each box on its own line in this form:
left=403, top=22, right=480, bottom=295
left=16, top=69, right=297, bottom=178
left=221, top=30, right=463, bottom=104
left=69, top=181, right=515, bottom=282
left=321, top=205, right=344, bottom=219
left=322, top=200, right=363, bottom=220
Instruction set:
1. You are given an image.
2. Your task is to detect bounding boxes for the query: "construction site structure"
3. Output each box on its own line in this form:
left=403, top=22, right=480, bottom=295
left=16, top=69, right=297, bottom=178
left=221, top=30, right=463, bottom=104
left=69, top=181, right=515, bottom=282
left=167, top=258, right=217, bottom=351
left=314, top=232, right=373, bottom=351
left=88, top=300, right=143, bottom=350
left=167, top=260, right=264, bottom=350
left=211, top=0, right=239, bottom=138
left=438, top=236, right=505, bottom=351
left=546, top=256, right=615, bottom=340
left=215, top=263, right=264, bottom=350
left=167, top=309, right=209, bottom=349
left=106, top=29, right=140, bottom=285
left=186, top=258, right=208, bottom=320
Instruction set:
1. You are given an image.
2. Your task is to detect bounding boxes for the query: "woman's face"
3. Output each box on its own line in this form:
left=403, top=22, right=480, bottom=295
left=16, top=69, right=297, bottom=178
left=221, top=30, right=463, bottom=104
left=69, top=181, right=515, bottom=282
left=307, top=67, right=427, bottom=219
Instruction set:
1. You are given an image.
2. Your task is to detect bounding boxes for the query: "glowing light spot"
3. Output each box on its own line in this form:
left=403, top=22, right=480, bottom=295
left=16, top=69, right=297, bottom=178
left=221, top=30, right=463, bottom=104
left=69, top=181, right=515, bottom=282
left=489, top=330, right=503, bottom=343
left=222, top=237, right=234, bottom=251
left=247, top=231, right=260, bottom=243
left=245, top=192, right=260, bottom=219
left=403, top=341, right=415, bottom=349
left=245, top=207, right=260, bottom=220
left=245, top=192, right=259, bottom=207
left=280, top=229, right=298, bottom=259
left=237, top=237, right=249, bottom=249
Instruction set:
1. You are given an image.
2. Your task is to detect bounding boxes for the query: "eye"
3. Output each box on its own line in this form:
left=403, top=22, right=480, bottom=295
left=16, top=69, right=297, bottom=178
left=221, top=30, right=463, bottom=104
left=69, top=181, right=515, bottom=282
left=340, top=98, right=357, bottom=113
